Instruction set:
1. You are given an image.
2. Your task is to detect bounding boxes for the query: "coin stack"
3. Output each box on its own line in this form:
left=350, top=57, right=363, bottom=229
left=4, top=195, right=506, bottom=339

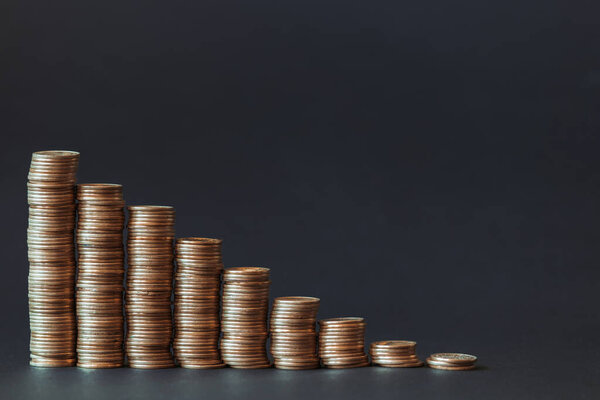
left=173, top=238, right=224, bottom=369
left=426, top=353, right=478, bottom=371
left=125, top=205, right=176, bottom=369
left=76, top=184, right=125, bottom=368
left=318, top=317, right=369, bottom=368
left=221, top=267, right=271, bottom=368
left=270, top=297, right=320, bottom=370
left=27, top=150, right=79, bottom=367
left=370, top=340, right=424, bottom=367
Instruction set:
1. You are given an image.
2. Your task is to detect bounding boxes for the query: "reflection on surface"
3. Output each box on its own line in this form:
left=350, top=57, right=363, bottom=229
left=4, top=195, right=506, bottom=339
left=5, top=362, right=491, bottom=399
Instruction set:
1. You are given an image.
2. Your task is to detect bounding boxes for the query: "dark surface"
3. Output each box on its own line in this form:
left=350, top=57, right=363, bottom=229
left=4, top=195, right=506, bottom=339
left=2, top=0, right=600, bottom=398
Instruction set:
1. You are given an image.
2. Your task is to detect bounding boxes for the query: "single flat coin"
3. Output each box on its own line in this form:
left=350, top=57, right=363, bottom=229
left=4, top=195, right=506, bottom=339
left=429, top=353, right=477, bottom=365
left=427, top=363, right=476, bottom=371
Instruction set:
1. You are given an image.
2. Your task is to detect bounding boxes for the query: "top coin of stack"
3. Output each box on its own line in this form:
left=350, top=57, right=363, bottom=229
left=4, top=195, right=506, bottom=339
left=221, top=267, right=271, bottom=369
left=270, top=296, right=320, bottom=369
left=76, top=184, right=125, bottom=368
left=173, top=237, right=225, bottom=369
left=370, top=340, right=424, bottom=367
left=27, top=150, right=79, bottom=367
left=318, top=317, right=369, bottom=369
left=125, top=205, right=176, bottom=369
left=426, top=353, right=478, bottom=370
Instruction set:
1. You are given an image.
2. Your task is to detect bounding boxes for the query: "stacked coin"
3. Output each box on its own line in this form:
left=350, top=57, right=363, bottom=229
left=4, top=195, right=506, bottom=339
left=318, top=317, right=369, bottom=368
left=76, top=184, right=125, bottom=368
left=221, top=267, right=271, bottom=368
left=270, top=297, right=320, bottom=369
left=125, top=205, right=175, bottom=369
left=27, top=150, right=79, bottom=367
left=173, top=237, right=224, bottom=369
left=370, top=340, right=424, bottom=367
left=426, top=353, right=478, bottom=370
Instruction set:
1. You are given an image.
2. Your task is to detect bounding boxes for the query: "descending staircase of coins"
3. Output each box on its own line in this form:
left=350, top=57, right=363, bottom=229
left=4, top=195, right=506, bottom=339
left=27, top=150, right=478, bottom=371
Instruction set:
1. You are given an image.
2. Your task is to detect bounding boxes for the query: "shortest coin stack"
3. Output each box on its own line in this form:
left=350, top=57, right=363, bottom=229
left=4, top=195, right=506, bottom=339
left=318, top=317, right=369, bottom=368
left=370, top=340, right=424, bottom=367
left=426, top=353, right=478, bottom=371
left=270, top=297, right=320, bottom=370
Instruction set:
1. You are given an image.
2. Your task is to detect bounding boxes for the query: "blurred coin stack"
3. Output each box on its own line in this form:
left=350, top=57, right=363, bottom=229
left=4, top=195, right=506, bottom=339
left=270, top=296, right=320, bottom=369
left=369, top=340, right=424, bottom=367
left=221, top=267, right=271, bottom=368
left=125, top=205, right=175, bottom=369
left=27, top=150, right=79, bottom=367
left=426, top=352, right=477, bottom=370
left=173, top=238, right=224, bottom=369
left=76, top=184, right=125, bottom=368
left=318, top=317, right=369, bottom=368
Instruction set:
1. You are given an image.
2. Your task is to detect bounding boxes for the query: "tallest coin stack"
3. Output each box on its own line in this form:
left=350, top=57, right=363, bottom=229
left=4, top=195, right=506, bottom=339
left=27, top=151, right=80, bottom=367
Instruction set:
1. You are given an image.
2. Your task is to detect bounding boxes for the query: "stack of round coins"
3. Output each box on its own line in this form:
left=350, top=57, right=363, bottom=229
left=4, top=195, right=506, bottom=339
left=76, top=184, right=125, bottom=368
left=173, top=237, right=224, bottom=369
left=426, top=353, right=478, bottom=370
left=270, top=296, right=320, bottom=370
left=318, top=317, right=369, bottom=368
left=27, top=150, right=79, bottom=367
left=221, top=267, right=271, bottom=369
left=370, top=340, right=424, bottom=367
left=125, top=205, right=175, bottom=369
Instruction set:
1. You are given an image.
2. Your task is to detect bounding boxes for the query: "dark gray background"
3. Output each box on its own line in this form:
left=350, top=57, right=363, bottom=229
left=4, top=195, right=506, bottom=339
left=2, top=0, right=600, bottom=398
